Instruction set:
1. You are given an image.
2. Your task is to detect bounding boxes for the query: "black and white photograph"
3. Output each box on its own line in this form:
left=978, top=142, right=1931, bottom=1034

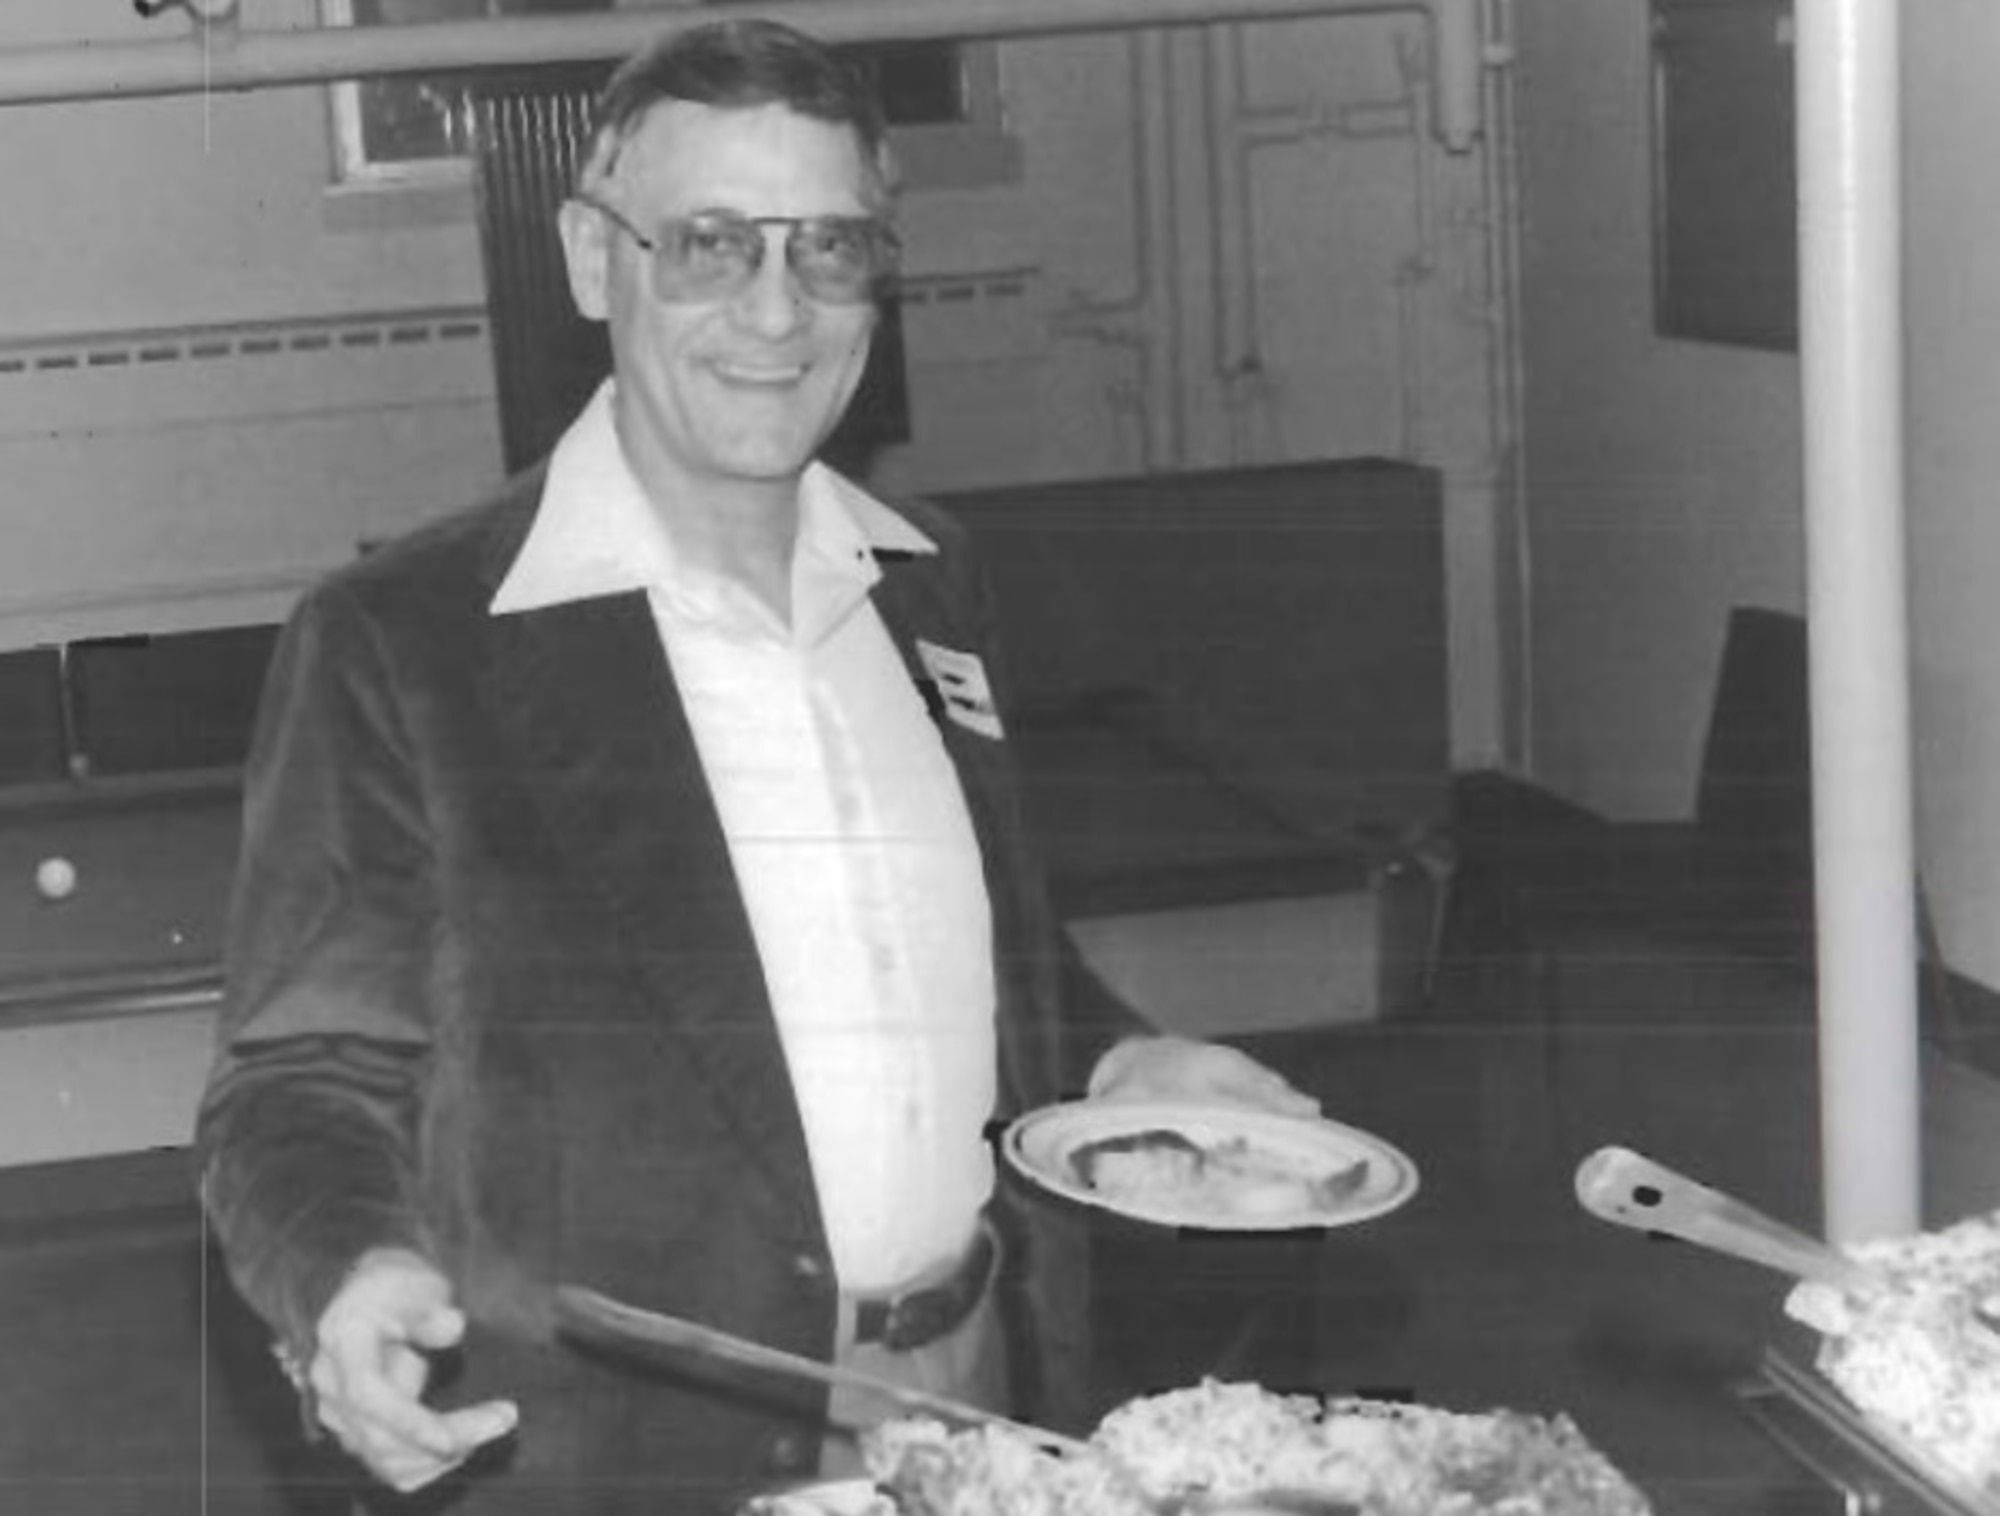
left=1, top=2, right=1996, bottom=1513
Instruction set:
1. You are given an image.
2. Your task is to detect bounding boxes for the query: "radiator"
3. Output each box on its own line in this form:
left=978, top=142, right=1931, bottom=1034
left=468, top=67, right=612, bottom=475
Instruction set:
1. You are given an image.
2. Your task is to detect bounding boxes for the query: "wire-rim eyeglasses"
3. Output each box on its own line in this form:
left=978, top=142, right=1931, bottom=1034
left=575, top=195, right=900, bottom=306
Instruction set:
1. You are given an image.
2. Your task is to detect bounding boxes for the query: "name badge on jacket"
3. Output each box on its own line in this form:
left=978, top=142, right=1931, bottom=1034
left=916, top=639, right=1005, bottom=740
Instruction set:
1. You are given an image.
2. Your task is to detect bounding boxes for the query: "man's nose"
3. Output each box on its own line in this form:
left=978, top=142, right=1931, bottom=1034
left=729, top=237, right=809, bottom=337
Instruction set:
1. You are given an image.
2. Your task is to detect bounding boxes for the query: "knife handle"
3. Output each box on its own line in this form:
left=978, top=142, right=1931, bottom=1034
left=553, top=1284, right=1093, bottom=1457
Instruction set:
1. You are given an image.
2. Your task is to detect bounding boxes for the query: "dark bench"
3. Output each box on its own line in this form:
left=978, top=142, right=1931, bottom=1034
left=937, top=459, right=1453, bottom=1033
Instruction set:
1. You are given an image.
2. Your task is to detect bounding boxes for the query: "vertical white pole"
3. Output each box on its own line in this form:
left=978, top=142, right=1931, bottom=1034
left=1795, top=0, right=1921, bottom=1240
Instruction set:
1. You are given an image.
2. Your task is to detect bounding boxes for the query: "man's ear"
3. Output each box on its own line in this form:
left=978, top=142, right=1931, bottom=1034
left=557, top=199, right=611, bottom=322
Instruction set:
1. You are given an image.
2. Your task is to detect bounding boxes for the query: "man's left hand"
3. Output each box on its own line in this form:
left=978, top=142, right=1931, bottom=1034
left=1086, top=1035, right=1320, bottom=1118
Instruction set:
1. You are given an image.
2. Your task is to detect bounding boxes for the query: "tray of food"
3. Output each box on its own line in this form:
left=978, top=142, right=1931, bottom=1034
left=738, top=1480, right=890, bottom=1516
left=738, top=1380, right=1651, bottom=1516
left=1739, top=1343, right=1998, bottom=1516
left=1000, top=1101, right=1418, bottom=1232
left=1770, top=1207, right=2000, bottom=1514
left=1579, top=1148, right=2000, bottom=1514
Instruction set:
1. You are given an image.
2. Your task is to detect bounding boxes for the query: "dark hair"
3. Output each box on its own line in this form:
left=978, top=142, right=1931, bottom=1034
left=580, top=18, right=896, bottom=207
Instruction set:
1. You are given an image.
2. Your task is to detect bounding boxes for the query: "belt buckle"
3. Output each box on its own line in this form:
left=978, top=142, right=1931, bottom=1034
left=882, top=1288, right=954, bottom=1353
left=870, top=1227, right=994, bottom=1352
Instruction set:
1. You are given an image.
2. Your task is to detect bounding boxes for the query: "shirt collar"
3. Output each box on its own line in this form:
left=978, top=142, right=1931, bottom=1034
left=489, top=379, right=933, bottom=620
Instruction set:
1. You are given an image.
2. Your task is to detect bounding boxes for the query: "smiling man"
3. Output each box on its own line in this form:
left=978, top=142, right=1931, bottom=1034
left=559, top=86, right=892, bottom=613
left=196, top=20, right=1316, bottom=1516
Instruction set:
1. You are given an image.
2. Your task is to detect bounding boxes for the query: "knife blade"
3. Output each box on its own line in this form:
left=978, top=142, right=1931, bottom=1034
left=552, top=1283, right=1094, bottom=1458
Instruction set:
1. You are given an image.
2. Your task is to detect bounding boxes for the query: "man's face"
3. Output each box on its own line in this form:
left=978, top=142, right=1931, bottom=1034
left=562, top=100, right=883, bottom=489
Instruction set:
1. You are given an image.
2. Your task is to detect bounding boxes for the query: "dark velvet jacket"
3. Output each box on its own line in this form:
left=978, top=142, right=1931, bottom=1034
left=195, top=466, right=1121, bottom=1515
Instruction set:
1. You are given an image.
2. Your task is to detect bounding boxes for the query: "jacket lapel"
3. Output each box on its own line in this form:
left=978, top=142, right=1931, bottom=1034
left=870, top=547, right=1068, bottom=1116
left=868, top=552, right=1012, bottom=858
left=480, top=591, right=821, bottom=1228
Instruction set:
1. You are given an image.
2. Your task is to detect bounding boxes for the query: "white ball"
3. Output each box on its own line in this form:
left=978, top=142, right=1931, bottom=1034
left=35, top=856, right=78, bottom=901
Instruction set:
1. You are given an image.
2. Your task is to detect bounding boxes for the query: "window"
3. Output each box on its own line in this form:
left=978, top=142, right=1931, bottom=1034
left=1650, top=0, right=1797, bottom=349
left=321, top=0, right=1018, bottom=191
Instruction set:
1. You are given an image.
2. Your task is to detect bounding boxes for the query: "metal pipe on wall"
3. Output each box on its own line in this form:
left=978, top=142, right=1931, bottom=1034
left=1479, top=0, right=1529, bottom=773
left=1203, top=23, right=1262, bottom=434
left=1428, top=0, right=1483, bottom=151
left=1395, top=29, right=1441, bottom=461
left=1202, top=6, right=1481, bottom=465
left=0, top=0, right=1445, bottom=106
left=1137, top=30, right=1189, bottom=471
left=1796, top=0, right=1920, bottom=1240
left=1044, top=30, right=1183, bottom=473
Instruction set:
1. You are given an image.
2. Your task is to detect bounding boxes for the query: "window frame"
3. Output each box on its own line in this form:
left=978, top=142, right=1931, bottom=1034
left=319, top=0, right=1020, bottom=194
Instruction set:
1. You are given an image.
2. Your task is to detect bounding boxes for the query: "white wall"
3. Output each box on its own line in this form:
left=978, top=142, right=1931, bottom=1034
left=1902, top=0, right=2000, bottom=991
left=0, top=4, right=1513, bottom=1165
left=0, top=0, right=503, bottom=646
left=1512, top=0, right=2000, bottom=1002
left=0, top=3, right=1512, bottom=764
left=1512, top=0, right=1803, bottom=820
left=1509, top=0, right=2000, bottom=1227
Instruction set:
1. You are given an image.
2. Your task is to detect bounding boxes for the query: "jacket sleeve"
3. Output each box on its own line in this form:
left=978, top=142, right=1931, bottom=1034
left=195, top=578, right=442, bottom=1365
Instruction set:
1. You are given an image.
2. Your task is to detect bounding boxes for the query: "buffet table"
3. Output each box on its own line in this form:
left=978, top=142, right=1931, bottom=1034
left=0, top=927, right=1873, bottom=1516
left=1037, top=992, right=1840, bottom=1516
left=0, top=770, right=1960, bottom=1516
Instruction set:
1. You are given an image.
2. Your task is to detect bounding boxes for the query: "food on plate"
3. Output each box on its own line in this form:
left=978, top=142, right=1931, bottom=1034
left=737, top=1480, right=896, bottom=1516
left=1070, top=1128, right=1368, bottom=1220
left=861, top=1380, right=1652, bottom=1516
left=1784, top=1208, right=2000, bottom=1494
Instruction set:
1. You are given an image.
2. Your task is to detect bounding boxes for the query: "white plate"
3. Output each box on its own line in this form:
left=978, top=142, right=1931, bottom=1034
left=1001, top=1100, right=1419, bottom=1231
left=736, top=1479, right=892, bottom=1516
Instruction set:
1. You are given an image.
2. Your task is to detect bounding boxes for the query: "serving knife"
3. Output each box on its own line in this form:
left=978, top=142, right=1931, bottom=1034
left=552, top=1283, right=1093, bottom=1457
left=558, top=1286, right=1360, bottom=1516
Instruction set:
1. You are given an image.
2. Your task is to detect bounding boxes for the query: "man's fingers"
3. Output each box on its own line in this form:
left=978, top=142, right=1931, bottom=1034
left=1231, top=1063, right=1321, bottom=1117
left=312, top=1320, right=517, bottom=1490
left=304, top=1252, right=512, bottom=1493
left=1092, top=1036, right=1323, bottom=1117
left=368, top=1435, right=471, bottom=1495
left=407, top=1302, right=469, bottom=1351
left=439, top=1397, right=520, bottom=1451
left=357, top=1369, right=482, bottom=1454
left=378, top=1400, right=520, bottom=1491
left=1192, top=1043, right=1320, bottom=1115
left=379, top=1341, right=431, bottom=1401
left=362, top=1395, right=517, bottom=1466
left=319, top=1381, right=518, bottom=1491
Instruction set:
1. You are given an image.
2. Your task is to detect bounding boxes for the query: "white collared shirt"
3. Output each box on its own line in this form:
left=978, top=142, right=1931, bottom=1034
left=493, top=383, right=997, bottom=1292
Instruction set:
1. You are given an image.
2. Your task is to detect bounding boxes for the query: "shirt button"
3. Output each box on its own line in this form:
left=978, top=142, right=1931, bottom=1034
left=792, top=1251, right=827, bottom=1282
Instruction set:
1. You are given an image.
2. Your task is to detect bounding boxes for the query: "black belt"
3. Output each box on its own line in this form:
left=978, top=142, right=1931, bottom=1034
left=851, top=1223, right=999, bottom=1352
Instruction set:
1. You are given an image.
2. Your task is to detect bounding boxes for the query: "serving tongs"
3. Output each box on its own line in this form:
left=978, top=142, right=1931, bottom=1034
left=1574, top=1145, right=1872, bottom=1289
left=1577, top=1144, right=2000, bottom=1344
left=557, top=1285, right=1353, bottom=1516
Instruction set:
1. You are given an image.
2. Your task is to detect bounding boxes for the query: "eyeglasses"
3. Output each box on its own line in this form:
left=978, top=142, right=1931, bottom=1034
left=576, top=195, right=900, bottom=306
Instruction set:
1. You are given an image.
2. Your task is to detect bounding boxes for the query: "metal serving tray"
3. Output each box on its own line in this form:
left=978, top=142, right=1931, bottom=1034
left=1735, top=1340, right=1999, bottom=1516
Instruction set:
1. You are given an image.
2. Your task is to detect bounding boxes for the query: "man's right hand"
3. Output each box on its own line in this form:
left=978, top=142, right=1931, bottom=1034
left=308, top=1247, right=520, bottom=1493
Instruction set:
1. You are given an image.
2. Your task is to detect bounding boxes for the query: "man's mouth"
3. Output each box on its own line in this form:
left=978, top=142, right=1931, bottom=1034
left=710, top=358, right=810, bottom=388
